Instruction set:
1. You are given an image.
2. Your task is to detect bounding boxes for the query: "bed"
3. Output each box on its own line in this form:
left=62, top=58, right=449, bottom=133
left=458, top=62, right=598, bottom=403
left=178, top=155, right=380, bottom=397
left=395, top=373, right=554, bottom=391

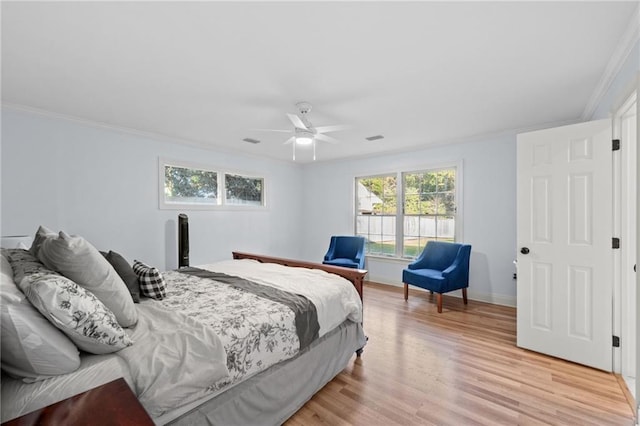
left=1, top=240, right=367, bottom=425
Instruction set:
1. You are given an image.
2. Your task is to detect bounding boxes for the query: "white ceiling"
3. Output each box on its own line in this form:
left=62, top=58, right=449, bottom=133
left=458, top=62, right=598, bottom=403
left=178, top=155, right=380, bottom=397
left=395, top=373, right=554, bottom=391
left=2, top=2, right=637, bottom=163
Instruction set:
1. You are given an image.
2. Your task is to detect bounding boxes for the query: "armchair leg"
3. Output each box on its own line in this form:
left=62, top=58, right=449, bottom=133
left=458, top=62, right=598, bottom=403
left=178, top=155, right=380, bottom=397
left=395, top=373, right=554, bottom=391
left=462, top=288, right=468, bottom=305
left=436, top=293, right=442, bottom=313
left=403, top=283, right=408, bottom=301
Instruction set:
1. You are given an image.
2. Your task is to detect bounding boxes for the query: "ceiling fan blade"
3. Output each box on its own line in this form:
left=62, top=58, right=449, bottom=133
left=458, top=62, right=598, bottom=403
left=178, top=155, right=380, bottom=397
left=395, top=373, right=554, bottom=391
left=316, top=133, right=339, bottom=144
left=251, top=128, right=292, bottom=133
left=314, top=124, right=350, bottom=133
left=283, top=137, right=295, bottom=145
left=286, top=113, right=308, bottom=130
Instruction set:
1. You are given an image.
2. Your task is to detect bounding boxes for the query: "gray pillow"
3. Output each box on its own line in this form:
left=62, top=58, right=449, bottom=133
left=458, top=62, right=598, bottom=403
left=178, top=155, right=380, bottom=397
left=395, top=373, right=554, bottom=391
left=38, top=231, right=138, bottom=327
left=101, top=251, right=140, bottom=303
left=19, top=271, right=134, bottom=354
left=1, top=252, right=81, bottom=381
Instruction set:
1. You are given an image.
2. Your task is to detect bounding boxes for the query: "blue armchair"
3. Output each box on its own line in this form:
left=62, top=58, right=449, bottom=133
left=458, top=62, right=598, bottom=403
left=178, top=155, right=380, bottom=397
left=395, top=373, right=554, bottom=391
left=402, top=241, right=472, bottom=313
left=323, top=236, right=366, bottom=270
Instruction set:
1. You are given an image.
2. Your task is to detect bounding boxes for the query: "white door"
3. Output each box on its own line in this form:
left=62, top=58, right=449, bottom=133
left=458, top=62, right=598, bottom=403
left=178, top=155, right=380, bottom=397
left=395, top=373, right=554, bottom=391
left=517, top=119, right=612, bottom=371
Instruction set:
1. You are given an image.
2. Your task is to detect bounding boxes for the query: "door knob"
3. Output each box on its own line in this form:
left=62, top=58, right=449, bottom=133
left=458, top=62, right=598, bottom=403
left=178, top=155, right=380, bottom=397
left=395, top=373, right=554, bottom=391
left=520, top=247, right=530, bottom=255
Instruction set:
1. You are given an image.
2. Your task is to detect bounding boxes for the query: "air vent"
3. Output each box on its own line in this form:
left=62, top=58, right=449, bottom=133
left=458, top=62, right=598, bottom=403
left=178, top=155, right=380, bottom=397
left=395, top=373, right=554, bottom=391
left=365, top=135, right=384, bottom=141
left=242, top=138, right=261, bottom=144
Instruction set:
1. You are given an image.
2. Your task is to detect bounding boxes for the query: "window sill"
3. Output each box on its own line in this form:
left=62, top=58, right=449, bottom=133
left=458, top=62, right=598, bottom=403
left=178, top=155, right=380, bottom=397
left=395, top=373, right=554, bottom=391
left=159, top=203, right=268, bottom=211
left=365, top=254, right=414, bottom=265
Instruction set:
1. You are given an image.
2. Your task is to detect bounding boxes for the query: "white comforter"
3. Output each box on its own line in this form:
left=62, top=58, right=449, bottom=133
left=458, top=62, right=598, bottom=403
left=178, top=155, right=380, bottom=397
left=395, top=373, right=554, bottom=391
left=200, top=259, right=363, bottom=336
left=118, top=303, right=229, bottom=417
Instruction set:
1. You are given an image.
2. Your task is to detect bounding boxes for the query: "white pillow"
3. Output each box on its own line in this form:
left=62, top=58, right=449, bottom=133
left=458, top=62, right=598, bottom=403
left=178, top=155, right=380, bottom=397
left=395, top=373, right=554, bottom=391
left=28, top=225, right=56, bottom=258
left=0, top=252, right=81, bottom=381
left=38, top=232, right=138, bottom=327
left=19, top=272, right=134, bottom=354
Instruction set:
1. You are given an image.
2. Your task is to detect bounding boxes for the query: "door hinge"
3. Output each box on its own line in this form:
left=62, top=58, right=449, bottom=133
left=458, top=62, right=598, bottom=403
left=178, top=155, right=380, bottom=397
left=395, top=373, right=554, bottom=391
left=613, top=335, right=620, bottom=347
left=612, top=237, right=620, bottom=249
left=612, top=139, right=620, bottom=151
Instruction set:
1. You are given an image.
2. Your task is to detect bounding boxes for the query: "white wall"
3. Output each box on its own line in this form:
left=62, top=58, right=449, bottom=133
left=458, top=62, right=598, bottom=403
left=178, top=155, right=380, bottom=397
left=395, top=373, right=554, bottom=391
left=301, top=133, right=517, bottom=306
left=1, top=108, right=304, bottom=270
left=592, top=39, right=639, bottom=120
left=1, top=107, right=517, bottom=308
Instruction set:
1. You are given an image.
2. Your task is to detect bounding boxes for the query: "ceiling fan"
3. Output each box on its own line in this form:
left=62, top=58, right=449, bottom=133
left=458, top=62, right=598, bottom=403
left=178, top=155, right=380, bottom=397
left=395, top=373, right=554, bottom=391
left=257, top=102, right=349, bottom=161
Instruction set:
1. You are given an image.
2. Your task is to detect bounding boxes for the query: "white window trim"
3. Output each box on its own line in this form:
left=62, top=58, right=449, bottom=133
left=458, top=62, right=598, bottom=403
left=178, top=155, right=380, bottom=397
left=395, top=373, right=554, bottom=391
left=365, top=253, right=414, bottom=265
left=354, top=160, right=463, bottom=260
left=158, top=157, right=268, bottom=210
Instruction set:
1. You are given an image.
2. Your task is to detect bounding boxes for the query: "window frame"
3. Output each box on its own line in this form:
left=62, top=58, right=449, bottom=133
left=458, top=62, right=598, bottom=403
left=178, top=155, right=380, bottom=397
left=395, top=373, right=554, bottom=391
left=354, top=161, right=463, bottom=260
left=158, top=158, right=268, bottom=210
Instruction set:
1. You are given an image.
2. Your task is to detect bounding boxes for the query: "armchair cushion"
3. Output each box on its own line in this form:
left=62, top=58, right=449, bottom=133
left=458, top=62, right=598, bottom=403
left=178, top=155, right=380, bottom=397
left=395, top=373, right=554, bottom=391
left=324, top=258, right=361, bottom=269
left=402, top=268, right=447, bottom=293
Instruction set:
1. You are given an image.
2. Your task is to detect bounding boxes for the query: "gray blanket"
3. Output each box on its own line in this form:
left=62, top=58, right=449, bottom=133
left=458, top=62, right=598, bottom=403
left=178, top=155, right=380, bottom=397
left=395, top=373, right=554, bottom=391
left=179, top=267, right=320, bottom=350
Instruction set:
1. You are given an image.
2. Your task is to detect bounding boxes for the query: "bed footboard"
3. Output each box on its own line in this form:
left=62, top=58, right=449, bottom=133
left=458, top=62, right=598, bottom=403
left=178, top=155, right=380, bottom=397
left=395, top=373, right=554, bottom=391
left=231, top=251, right=366, bottom=302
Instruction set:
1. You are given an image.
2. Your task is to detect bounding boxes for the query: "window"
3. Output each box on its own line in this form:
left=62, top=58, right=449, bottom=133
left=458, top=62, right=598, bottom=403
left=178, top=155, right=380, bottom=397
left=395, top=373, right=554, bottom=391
left=356, top=175, right=397, bottom=256
left=355, top=165, right=459, bottom=259
left=402, top=169, right=456, bottom=257
left=164, top=164, right=219, bottom=207
left=159, top=159, right=266, bottom=209
left=224, top=173, right=264, bottom=206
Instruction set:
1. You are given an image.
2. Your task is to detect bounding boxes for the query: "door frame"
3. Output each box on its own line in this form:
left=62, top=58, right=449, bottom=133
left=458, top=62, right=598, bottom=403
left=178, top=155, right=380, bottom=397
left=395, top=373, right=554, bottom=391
left=612, top=90, right=637, bottom=374
left=610, top=81, right=639, bottom=416
left=636, top=83, right=640, bottom=426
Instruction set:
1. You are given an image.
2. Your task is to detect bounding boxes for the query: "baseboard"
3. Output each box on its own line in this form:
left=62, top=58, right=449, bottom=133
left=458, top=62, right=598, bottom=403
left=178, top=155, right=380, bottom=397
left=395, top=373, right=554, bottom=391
left=367, top=276, right=517, bottom=308
left=615, top=374, right=637, bottom=424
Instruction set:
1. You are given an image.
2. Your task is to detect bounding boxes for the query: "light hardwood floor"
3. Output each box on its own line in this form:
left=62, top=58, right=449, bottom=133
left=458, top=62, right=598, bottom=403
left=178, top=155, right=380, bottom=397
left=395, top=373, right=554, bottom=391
left=286, top=282, right=636, bottom=426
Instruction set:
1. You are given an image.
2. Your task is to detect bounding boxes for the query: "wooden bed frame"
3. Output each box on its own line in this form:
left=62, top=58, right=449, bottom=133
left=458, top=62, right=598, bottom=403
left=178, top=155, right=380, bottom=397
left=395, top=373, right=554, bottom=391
left=232, top=251, right=367, bottom=302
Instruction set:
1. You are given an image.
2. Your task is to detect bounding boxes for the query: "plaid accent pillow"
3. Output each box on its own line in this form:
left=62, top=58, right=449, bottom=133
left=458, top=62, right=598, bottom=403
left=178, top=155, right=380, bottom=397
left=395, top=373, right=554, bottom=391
left=132, top=260, right=166, bottom=300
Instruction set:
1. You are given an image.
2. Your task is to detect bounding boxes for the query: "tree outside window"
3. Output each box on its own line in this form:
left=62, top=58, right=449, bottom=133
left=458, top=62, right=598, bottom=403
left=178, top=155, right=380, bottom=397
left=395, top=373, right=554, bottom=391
left=164, top=165, right=218, bottom=205
left=225, top=174, right=264, bottom=206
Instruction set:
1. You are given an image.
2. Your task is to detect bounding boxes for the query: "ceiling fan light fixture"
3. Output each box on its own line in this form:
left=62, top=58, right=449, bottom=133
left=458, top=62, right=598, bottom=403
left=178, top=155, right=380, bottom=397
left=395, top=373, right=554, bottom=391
left=295, top=136, right=314, bottom=145
left=295, top=129, right=314, bottom=145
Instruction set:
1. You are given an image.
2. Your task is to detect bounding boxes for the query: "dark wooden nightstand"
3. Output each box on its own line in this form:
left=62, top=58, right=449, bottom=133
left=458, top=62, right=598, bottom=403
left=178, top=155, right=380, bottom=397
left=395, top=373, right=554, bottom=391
left=2, top=378, right=153, bottom=426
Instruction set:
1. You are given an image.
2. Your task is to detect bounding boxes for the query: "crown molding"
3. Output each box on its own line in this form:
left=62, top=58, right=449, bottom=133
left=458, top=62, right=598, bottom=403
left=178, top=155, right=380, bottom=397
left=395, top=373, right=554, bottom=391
left=308, top=116, right=581, bottom=167
left=582, top=4, right=640, bottom=121
left=1, top=103, right=302, bottom=168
